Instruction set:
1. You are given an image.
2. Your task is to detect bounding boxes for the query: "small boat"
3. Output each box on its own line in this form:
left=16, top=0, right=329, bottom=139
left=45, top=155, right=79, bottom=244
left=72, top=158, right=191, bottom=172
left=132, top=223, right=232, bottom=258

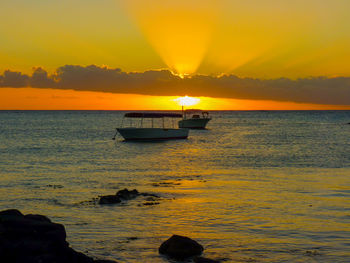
left=178, top=109, right=211, bottom=129
left=114, top=112, right=189, bottom=141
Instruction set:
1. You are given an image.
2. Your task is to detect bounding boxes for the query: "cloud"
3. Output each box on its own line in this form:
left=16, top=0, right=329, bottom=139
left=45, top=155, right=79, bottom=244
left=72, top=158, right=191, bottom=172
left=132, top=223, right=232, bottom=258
left=30, top=67, right=56, bottom=88
left=1, top=65, right=350, bottom=105
left=0, top=70, right=29, bottom=87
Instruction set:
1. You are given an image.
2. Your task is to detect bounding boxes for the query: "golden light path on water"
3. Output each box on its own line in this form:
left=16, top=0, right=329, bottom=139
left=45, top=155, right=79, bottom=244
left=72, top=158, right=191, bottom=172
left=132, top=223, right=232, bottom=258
left=1, top=110, right=349, bottom=262
left=122, top=0, right=218, bottom=77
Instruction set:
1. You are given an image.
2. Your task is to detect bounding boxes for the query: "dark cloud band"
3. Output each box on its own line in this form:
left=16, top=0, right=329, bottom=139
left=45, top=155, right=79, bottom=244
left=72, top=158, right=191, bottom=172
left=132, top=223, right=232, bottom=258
left=1, top=65, right=349, bottom=105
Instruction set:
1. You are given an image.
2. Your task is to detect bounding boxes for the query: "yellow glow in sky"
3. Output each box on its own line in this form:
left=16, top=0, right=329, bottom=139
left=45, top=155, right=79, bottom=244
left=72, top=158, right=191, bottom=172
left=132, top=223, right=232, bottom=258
left=1, top=0, right=350, bottom=78
left=123, top=0, right=218, bottom=76
left=121, top=0, right=350, bottom=78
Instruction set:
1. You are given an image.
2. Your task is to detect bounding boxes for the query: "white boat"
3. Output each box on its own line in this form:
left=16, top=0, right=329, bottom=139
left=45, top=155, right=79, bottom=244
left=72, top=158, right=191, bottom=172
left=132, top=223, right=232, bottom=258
left=178, top=109, right=211, bottom=129
left=114, top=112, right=189, bottom=141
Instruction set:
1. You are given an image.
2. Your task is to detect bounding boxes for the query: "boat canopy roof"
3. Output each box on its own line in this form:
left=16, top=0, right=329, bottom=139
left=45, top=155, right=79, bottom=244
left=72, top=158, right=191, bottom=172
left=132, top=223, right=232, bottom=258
left=124, top=112, right=183, bottom=118
left=184, top=109, right=209, bottom=114
left=184, top=109, right=201, bottom=112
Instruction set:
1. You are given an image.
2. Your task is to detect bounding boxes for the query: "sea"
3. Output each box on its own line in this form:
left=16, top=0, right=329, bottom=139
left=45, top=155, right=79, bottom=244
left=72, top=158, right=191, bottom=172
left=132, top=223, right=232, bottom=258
left=0, top=110, right=349, bottom=262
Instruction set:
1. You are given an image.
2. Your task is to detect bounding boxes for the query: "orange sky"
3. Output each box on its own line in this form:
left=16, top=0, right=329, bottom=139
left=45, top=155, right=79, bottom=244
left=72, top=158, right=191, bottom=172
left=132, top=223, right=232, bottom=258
left=1, top=88, right=349, bottom=110
left=1, top=0, right=350, bottom=110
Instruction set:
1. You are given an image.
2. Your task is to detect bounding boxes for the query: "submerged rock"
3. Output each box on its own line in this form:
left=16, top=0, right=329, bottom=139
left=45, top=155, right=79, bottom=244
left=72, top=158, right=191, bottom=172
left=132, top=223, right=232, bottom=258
left=305, top=250, right=322, bottom=256
left=98, top=188, right=161, bottom=206
left=116, top=188, right=139, bottom=200
left=140, top=192, right=160, bottom=198
left=46, top=184, right=64, bottom=189
left=151, top=181, right=181, bottom=187
left=98, top=188, right=138, bottom=205
left=142, top=201, right=160, bottom=206
left=0, top=209, right=117, bottom=263
left=159, top=234, right=204, bottom=259
left=98, top=195, right=121, bottom=204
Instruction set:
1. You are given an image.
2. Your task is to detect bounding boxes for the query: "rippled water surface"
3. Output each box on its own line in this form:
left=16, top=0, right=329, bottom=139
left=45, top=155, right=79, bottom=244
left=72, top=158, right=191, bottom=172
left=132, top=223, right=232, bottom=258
left=0, top=110, right=350, bottom=262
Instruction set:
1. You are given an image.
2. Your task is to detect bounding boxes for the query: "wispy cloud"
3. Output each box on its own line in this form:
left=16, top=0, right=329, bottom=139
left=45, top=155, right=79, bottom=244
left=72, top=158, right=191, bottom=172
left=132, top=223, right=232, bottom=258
left=1, top=65, right=349, bottom=105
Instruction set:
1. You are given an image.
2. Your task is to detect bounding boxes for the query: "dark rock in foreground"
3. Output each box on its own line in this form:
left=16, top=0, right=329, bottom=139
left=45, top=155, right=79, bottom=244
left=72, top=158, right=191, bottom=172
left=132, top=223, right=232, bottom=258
left=0, top=209, right=117, bottom=263
left=159, top=234, right=204, bottom=259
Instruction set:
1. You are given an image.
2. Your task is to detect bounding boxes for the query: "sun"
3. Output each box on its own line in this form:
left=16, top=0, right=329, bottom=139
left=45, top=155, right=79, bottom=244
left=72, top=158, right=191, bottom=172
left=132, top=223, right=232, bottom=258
left=174, top=96, right=200, bottom=107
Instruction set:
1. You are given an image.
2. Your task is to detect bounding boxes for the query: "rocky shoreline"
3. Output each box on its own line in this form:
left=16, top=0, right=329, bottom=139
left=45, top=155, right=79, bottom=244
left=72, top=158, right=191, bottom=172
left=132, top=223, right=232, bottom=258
left=0, top=209, right=116, bottom=263
left=0, top=189, right=220, bottom=263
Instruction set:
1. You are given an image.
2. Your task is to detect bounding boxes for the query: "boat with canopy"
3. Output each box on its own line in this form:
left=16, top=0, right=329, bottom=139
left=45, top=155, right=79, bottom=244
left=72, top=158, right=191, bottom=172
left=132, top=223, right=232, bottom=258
left=114, top=112, right=189, bottom=141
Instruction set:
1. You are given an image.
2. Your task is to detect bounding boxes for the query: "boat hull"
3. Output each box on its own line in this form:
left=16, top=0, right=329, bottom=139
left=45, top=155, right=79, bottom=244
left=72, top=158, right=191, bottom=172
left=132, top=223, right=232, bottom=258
left=178, top=118, right=211, bottom=129
left=117, top=128, right=189, bottom=141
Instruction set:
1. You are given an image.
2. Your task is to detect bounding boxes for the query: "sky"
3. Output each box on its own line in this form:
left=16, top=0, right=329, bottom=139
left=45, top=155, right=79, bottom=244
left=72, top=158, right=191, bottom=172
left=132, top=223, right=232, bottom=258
left=1, top=0, right=350, bottom=110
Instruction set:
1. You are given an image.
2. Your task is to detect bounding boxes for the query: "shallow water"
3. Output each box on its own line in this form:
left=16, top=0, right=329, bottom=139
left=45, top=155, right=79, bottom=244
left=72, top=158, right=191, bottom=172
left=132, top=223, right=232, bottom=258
left=0, top=110, right=349, bottom=262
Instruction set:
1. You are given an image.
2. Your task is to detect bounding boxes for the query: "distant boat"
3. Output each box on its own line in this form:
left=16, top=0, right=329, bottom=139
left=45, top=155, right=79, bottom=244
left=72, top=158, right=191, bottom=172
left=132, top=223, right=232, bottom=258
left=114, top=112, right=189, bottom=141
left=178, top=109, right=211, bottom=129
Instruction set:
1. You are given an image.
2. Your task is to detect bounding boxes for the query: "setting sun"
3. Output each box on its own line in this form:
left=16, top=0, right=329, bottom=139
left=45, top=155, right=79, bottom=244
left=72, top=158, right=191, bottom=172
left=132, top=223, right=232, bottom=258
left=174, top=96, right=200, bottom=107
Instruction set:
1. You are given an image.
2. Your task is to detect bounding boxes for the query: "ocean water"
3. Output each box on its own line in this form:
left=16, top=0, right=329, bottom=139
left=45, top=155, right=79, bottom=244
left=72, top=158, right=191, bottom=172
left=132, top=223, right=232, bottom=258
left=0, top=110, right=349, bottom=262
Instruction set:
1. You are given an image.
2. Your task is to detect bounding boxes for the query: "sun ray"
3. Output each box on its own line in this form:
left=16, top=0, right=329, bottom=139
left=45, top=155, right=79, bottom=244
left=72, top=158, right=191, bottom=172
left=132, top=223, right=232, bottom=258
left=122, top=0, right=218, bottom=76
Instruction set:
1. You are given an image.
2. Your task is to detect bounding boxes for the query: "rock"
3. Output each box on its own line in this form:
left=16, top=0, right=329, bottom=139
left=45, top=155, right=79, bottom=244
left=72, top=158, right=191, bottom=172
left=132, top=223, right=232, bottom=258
left=194, top=256, right=221, bottom=263
left=140, top=193, right=160, bottom=198
left=1, top=213, right=67, bottom=245
left=99, top=195, right=121, bottom=204
left=25, top=214, right=52, bottom=223
left=0, top=209, right=118, bottom=263
left=305, top=250, right=321, bottom=256
left=98, top=189, right=138, bottom=205
left=151, top=181, right=181, bottom=187
left=116, top=188, right=139, bottom=200
left=98, top=189, right=162, bottom=207
left=0, top=209, right=23, bottom=217
left=159, top=235, right=204, bottom=259
left=46, top=184, right=64, bottom=189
